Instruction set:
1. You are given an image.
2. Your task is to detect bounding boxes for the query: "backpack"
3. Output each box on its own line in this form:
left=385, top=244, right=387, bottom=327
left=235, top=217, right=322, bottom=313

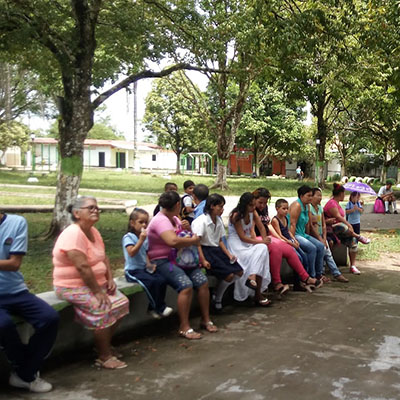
left=171, top=230, right=199, bottom=269
left=180, top=194, right=193, bottom=219
left=373, top=198, right=385, bottom=214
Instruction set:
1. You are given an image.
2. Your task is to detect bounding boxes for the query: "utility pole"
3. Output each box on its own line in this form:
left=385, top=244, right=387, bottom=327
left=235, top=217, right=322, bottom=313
left=133, top=81, right=138, bottom=170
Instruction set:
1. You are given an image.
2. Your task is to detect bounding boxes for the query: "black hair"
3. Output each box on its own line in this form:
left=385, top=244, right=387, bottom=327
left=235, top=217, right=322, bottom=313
left=311, top=187, right=321, bottom=196
left=127, top=208, right=149, bottom=233
left=229, top=192, right=254, bottom=224
left=183, top=180, right=195, bottom=190
left=204, top=194, right=225, bottom=215
left=332, top=183, right=345, bottom=197
left=158, top=190, right=180, bottom=211
left=252, top=187, right=271, bottom=200
left=193, top=184, right=209, bottom=201
left=164, top=182, right=178, bottom=191
left=275, top=198, right=288, bottom=209
left=297, top=185, right=312, bottom=198
left=386, top=180, right=393, bottom=186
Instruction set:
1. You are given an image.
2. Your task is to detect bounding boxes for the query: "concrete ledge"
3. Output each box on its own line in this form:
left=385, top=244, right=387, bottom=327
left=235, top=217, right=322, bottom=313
left=0, top=205, right=126, bottom=213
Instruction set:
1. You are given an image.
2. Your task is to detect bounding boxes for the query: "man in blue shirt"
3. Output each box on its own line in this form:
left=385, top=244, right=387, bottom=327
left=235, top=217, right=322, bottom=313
left=0, top=213, right=58, bottom=393
left=193, top=184, right=209, bottom=219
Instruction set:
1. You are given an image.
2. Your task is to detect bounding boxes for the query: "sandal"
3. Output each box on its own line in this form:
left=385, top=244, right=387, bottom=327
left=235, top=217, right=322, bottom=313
left=94, top=356, right=127, bottom=369
left=200, top=321, right=218, bottom=333
left=245, top=279, right=257, bottom=290
left=274, top=283, right=290, bottom=296
left=320, top=275, right=331, bottom=284
left=178, top=328, right=202, bottom=340
left=254, top=297, right=272, bottom=307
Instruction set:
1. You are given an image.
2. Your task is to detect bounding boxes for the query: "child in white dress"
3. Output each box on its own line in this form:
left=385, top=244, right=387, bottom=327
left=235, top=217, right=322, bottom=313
left=227, top=192, right=271, bottom=306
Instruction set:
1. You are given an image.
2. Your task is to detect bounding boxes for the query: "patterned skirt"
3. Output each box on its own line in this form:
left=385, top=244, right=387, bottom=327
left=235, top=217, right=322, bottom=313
left=54, top=284, right=129, bottom=330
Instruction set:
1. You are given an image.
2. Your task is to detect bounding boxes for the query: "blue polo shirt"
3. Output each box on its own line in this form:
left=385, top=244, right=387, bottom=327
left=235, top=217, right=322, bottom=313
left=0, top=214, right=28, bottom=295
left=194, top=200, right=206, bottom=219
left=122, top=232, right=148, bottom=271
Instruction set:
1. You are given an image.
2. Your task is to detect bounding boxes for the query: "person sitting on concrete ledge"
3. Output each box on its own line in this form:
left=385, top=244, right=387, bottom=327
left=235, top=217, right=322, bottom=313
left=377, top=181, right=398, bottom=214
left=310, top=187, right=349, bottom=283
left=192, top=194, right=243, bottom=311
left=324, top=184, right=370, bottom=275
left=53, top=196, right=129, bottom=370
left=122, top=208, right=173, bottom=319
left=147, top=191, right=217, bottom=340
left=193, top=184, right=209, bottom=220
left=0, top=212, right=59, bottom=393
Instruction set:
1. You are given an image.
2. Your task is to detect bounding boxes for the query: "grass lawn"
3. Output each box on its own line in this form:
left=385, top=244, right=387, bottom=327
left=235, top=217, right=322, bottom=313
left=0, top=169, right=348, bottom=197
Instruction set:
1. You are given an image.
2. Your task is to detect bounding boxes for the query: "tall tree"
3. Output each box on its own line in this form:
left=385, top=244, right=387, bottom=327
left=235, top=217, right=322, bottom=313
left=0, top=0, right=208, bottom=235
left=266, top=0, right=360, bottom=186
left=236, top=82, right=306, bottom=175
left=143, top=72, right=212, bottom=173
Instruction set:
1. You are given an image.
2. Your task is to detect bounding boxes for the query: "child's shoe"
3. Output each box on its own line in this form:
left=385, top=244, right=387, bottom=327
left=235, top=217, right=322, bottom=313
left=358, top=235, right=370, bottom=244
left=350, top=265, right=361, bottom=275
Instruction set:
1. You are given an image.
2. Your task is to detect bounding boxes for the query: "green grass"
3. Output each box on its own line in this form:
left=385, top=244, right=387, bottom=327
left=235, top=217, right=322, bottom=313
left=1, top=169, right=336, bottom=197
left=357, top=229, right=400, bottom=261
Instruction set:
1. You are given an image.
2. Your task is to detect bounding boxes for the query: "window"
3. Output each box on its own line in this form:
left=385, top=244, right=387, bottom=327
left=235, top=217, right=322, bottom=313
left=152, top=154, right=156, bottom=162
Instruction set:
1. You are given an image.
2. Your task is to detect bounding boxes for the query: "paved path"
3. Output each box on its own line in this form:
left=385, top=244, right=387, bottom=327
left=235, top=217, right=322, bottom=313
left=1, top=258, right=400, bottom=400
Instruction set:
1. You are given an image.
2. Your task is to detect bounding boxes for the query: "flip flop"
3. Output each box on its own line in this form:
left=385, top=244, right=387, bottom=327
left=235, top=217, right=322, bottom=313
left=200, top=321, right=218, bottom=333
left=94, top=356, right=127, bottom=369
left=245, top=279, right=257, bottom=290
left=254, top=298, right=272, bottom=307
left=178, top=328, right=202, bottom=340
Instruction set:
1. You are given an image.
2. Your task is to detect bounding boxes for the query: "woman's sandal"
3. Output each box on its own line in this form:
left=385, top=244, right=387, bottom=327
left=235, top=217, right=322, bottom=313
left=274, top=283, right=290, bottom=296
left=254, top=297, right=272, bottom=307
left=178, top=328, right=202, bottom=340
left=245, top=279, right=257, bottom=290
left=200, top=321, right=218, bottom=333
left=94, top=356, right=127, bottom=370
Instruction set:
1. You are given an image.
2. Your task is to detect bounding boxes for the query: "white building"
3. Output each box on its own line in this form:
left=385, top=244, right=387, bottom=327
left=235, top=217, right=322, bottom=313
left=4, top=138, right=177, bottom=172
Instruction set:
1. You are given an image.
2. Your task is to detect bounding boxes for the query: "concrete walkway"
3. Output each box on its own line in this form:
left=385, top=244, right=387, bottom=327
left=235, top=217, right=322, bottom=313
left=2, top=256, right=400, bottom=399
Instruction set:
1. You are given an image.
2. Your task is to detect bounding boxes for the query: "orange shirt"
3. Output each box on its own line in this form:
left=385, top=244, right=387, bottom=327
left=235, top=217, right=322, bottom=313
left=52, top=223, right=107, bottom=288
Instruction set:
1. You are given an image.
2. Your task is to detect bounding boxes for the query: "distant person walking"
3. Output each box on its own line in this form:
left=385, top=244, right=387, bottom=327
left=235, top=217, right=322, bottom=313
left=296, top=166, right=304, bottom=181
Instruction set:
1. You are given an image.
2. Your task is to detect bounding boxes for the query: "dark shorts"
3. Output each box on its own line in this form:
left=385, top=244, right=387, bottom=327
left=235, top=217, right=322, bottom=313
left=201, top=246, right=243, bottom=280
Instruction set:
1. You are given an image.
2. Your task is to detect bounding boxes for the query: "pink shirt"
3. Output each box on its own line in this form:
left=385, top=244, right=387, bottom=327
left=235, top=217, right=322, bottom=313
left=147, top=212, right=181, bottom=261
left=52, top=224, right=108, bottom=288
left=323, top=198, right=344, bottom=223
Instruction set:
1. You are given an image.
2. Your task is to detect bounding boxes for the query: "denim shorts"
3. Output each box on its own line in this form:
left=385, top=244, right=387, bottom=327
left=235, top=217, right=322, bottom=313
left=152, top=258, right=208, bottom=292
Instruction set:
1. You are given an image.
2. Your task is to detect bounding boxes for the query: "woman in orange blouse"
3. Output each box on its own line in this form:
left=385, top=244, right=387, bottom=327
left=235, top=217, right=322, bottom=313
left=53, top=196, right=129, bottom=369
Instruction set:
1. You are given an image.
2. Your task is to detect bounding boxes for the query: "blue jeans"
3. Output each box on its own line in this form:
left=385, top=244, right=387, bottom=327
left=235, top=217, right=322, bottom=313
left=295, top=235, right=325, bottom=278
left=0, top=290, right=59, bottom=382
left=153, top=259, right=208, bottom=292
left=125, top=269, right=168, bottom=313
left=324, top=246, right=341, bottom=277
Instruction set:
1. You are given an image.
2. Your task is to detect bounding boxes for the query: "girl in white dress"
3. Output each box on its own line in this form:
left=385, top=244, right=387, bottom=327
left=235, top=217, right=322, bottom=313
left=228, top=192, right=272, bottom=306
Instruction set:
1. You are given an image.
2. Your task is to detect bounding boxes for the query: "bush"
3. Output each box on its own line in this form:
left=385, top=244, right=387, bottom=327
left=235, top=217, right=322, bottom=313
left=331, top=173, right=340, bottom=182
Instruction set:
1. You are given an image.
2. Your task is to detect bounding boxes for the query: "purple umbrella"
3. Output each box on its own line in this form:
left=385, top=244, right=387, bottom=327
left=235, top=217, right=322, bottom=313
left=343, top=182, right=377, bottom=196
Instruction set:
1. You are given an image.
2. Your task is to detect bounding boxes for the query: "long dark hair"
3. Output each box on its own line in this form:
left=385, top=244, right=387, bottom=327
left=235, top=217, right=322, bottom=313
left=229, top=192, right=254, bottom=224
